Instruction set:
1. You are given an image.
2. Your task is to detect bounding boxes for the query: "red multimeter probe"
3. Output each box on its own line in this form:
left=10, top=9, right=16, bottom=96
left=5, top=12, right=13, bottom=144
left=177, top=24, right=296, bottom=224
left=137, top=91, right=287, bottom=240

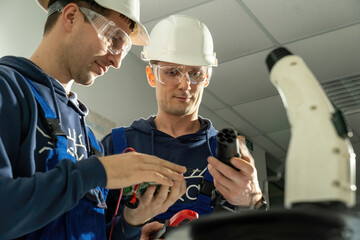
left=150, top=209, right=199, bottom=240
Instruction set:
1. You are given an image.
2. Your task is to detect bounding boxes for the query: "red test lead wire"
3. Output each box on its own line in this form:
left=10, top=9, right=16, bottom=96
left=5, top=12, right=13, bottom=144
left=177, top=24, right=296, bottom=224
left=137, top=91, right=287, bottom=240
left=108, top=147, right=136, bottom=240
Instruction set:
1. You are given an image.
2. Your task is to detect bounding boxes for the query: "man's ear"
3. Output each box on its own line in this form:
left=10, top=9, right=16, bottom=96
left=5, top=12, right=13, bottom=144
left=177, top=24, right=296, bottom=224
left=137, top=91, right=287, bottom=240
left=61, top=3, right=79, bottom=32
left=146, top=65, right=156, bottom=87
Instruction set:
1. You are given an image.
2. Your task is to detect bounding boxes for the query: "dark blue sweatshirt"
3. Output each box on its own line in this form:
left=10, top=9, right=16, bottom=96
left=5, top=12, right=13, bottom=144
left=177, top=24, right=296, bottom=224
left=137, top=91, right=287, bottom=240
left=102, top=116, right=218, bottom=239
left=0, top=56, right=107, bottom=239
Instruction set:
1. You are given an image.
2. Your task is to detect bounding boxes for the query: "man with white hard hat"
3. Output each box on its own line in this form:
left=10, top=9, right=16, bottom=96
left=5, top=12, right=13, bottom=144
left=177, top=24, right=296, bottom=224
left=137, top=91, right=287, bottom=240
left=0, top=1, right=186, bottom=239
left=102, top=15, right=266, bottom=239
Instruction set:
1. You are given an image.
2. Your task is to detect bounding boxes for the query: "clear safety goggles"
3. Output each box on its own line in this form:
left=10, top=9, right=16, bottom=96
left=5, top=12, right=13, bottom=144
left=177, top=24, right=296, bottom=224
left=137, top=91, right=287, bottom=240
left=152, top=64, right=212, bottom=86
left=79, top=7, right=132, bottom=57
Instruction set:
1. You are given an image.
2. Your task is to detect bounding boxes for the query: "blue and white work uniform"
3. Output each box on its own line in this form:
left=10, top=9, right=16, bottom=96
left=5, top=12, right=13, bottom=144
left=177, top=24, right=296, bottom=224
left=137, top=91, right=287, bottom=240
left=0, top=56, right=108, bottom=240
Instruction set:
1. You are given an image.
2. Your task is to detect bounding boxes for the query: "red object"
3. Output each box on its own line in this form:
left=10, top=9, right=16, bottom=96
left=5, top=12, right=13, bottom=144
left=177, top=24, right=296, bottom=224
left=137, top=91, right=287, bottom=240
left=130, top=184, right=140, bottom=204
left=109, top=147, right=136, bottom=240
left=168, top=209, right=199, bottom=227
left=149, top=210, right=199, bottom=240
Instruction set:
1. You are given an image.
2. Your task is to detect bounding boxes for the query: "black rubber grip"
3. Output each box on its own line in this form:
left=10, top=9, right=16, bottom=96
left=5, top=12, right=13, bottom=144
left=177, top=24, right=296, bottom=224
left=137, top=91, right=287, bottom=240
left=266, top=47, right=292, bottom=72
left=216, top=128, right=241, bottom=169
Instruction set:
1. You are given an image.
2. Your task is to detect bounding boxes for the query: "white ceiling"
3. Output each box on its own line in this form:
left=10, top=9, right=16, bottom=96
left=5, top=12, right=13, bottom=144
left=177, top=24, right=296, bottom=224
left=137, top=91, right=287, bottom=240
left=1, top=0, right=359, bottom=165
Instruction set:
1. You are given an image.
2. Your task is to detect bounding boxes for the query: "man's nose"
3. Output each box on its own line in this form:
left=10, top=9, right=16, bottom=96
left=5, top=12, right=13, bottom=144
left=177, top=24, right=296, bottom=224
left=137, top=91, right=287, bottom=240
left=178, top=73, right=192, bottom=90
left=107, top=51, right=123, bottom=69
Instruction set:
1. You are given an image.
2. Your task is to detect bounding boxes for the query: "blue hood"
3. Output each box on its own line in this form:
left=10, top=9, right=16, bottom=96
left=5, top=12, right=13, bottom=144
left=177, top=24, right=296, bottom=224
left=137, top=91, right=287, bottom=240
left=124, top=116, right=218, bottom=168
left=130, top=115, right=218, bottom=144
left=0, top=56, right=88, bottom=118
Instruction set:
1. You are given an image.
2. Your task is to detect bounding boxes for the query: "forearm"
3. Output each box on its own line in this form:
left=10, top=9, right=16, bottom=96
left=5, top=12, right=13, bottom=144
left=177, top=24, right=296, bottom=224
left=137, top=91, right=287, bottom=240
left=0, top=156, right=107, bottom=239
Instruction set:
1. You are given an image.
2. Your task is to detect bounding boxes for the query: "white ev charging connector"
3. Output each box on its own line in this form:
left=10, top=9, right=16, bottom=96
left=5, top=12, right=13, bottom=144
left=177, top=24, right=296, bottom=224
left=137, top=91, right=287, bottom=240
left=266, top=47, right=356, bottom=208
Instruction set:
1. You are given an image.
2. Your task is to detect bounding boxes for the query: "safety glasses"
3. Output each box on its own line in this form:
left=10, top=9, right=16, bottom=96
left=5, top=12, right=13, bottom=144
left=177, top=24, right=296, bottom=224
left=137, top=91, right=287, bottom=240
left=79, top=7, right=132, bottom=57
left=152, top=64, right=211, bottom=86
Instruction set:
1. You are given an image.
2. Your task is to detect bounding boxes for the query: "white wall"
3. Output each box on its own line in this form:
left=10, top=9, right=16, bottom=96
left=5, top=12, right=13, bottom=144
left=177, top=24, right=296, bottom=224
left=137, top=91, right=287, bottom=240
left=0, top=0, right=45, bottom=57
left=86, top=109, right=116, bottom=140
left=72, top=51, right=158, bottom=127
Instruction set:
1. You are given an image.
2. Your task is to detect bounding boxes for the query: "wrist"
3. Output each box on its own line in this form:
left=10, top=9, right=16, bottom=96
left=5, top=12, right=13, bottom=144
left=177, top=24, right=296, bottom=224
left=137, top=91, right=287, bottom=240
left=253, top=195, right=268, bottom=210
left=123, top=207, right=147, bottom=227
left=119, top=212, right=144, bottom=240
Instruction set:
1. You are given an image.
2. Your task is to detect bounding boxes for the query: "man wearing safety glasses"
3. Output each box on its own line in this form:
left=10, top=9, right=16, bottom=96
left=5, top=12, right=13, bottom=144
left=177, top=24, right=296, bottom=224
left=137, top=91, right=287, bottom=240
left=0, top=1, right=186, bottom=239
left=102, top=15, right=266, bottom=239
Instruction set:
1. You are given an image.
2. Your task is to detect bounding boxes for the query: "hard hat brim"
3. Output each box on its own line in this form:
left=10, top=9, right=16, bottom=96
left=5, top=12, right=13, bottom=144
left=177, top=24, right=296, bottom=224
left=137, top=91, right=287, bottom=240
left=36, top=0, right=48, bottom=11
left=141, top=50, right=218, bottom=67
left=36, top=0, right=149, bottom=46
left=129, top=21, right=149, bottom=46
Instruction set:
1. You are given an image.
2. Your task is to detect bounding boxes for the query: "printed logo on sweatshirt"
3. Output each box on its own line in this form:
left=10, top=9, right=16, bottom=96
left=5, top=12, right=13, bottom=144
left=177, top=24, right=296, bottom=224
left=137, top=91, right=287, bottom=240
left=66, top=128, right=87, bottom=160
left=180, top=167, right=207, bottom=202
left=37, top=126, right=87, bottom=161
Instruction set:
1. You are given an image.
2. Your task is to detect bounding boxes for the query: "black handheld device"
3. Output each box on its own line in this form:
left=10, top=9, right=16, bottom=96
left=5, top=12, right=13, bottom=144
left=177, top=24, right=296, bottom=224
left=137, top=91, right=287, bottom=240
left=216, top=128, right=241, bottom=169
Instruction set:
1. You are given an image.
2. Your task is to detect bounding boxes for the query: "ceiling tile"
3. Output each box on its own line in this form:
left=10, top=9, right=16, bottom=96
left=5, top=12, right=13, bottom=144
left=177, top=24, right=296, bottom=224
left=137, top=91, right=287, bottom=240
left=179, top=0, right=274, bottom=61
left=207, top=50, right=278, bottom=106
left=283, top=24, right=360, bottom=83
left=232, top=95, right=290, bottom=133
left=140, top=0, right=210, bottom=23
left=266, top=128, right=291, bottom=149
left=251, top=135, right=286, bottom=158
left=214, top=108, right=261, bottom=137
left=199, top=106, right=234, bottom=130
left=243, top=0, right=360, bottom=43
left=266, top=128, right=291, bottom=151
left=202, top=90, right=226, bottom=110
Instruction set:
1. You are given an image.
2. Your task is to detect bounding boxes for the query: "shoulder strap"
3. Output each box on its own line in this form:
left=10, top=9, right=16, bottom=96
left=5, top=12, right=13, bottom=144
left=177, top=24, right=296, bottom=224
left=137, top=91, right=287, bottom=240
left=24, top=77, right=56, bottom=119
left=195, top=136, right=217, bottom=212
left=203, top=136, right=217, bottom=184
left=209, top=135, right=217, bottom=157
left=111, top=127, right=127, bottom=154
left=87, top=127, right=102, bottom=157
left=23, top=77, right=66, bottom=140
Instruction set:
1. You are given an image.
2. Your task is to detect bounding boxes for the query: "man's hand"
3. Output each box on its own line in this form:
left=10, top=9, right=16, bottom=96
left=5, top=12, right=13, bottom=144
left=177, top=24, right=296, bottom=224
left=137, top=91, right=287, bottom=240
left=140, top=221, right=164, bottom=240
left=207, top=136, right=263, bottom=206
left=99, top=152, right=186, bottom=189
left=123, top=179, right=186, bottom=226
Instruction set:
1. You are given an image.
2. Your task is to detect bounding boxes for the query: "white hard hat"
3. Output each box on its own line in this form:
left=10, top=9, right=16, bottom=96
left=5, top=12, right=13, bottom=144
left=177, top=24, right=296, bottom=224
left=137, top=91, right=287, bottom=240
left=36, top=0, right=149, bottom=46
left=141, top=15, right=218, bottom=67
